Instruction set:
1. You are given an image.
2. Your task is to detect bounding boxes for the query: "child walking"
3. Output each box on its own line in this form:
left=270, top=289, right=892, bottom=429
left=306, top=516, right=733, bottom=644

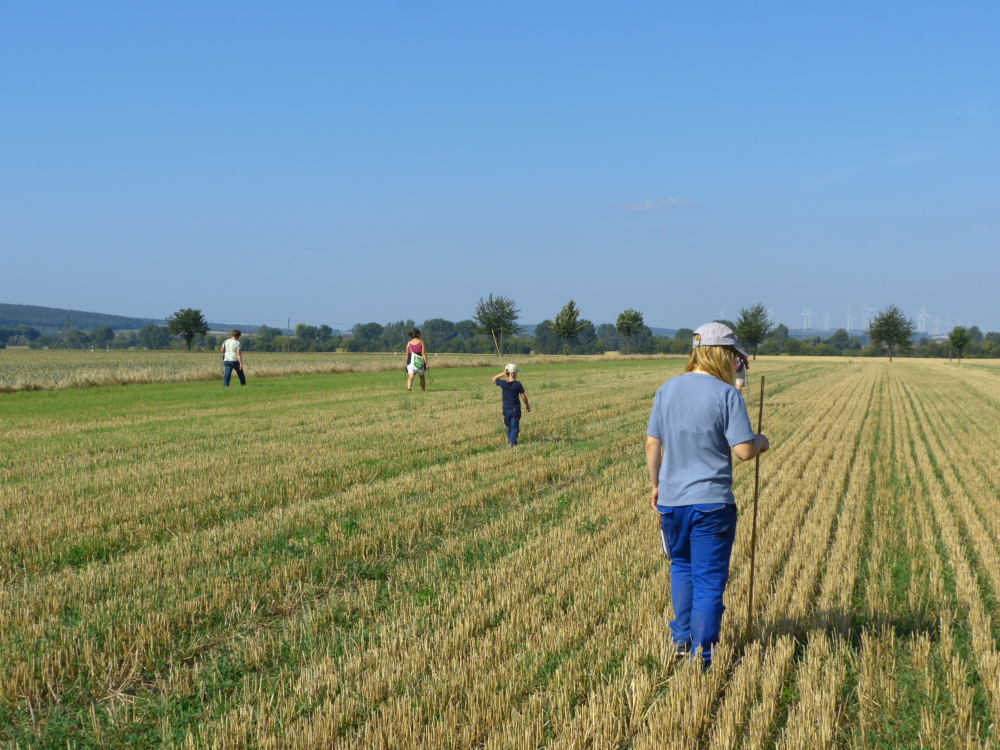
left=645, top=322, right=770, bottom=669
left=492, top=364, right=531, bottom=446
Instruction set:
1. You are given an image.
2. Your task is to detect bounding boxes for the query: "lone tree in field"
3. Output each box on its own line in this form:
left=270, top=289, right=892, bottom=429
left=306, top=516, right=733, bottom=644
left=867, top=304, right=916, bottom=362
left=552, top=300, right=587, bottom=352
left=616, top=309, right=644, bottom=355
left=734, top=303, right=773, bottom=360
left=948, top=326, right=972, bottom=363
left=166, top=308, right=209, bottom=350
left=473, top=294, right=521, bottom=355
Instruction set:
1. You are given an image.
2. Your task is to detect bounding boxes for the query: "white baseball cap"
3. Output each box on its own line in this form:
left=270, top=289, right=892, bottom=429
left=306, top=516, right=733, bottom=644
left=505, top=363, right=519, bottom=373
left=692, top=322, right=748, bottom=358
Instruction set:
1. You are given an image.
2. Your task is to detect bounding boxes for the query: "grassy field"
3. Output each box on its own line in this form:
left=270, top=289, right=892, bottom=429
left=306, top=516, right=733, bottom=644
left=0, top=349, right=674, bottom=393
left=2, top=357, right=1000, bottom=747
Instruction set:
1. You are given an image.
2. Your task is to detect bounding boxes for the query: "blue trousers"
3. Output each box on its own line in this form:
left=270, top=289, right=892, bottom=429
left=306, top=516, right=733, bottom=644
left=503, top=410, right=521, bottom=445
left=223, top=361, right=245, bottom=386
left=659, top=503, right=737, bottom=665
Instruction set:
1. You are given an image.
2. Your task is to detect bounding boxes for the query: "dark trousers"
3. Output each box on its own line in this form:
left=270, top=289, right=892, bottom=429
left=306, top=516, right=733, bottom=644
left=503, top=409, right=521, bottom=445
left=659, top=503, right=738, bottom=666
left=223, top=361, right=245, bottom=386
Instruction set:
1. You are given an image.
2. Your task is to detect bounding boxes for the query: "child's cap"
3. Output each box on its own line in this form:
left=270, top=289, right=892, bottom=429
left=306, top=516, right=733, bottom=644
left=505, top=363, right=519, bottom=373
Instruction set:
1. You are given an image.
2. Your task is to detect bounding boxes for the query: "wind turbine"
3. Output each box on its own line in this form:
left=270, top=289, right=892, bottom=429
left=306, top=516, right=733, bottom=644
left=917, top=306, right=930, bottom=333
left=718, top=308, right=725, bottom=319
left=823, top=313, right=831, bottom=331
left=801, top=307, right=812, bottom=330
left=845, top=303, right=856, bottom=332
left=862, top=305, right=875, bottom=329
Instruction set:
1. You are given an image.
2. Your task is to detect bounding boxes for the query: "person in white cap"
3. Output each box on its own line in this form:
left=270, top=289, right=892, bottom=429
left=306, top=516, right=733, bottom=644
left=491, top=364, right=531, bottom=446
left=645, top=321, right=770, bottom=669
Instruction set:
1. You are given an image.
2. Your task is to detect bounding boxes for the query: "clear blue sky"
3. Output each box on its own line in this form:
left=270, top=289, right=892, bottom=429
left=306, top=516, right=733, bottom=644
left=2, top=2, right=997, bottom=333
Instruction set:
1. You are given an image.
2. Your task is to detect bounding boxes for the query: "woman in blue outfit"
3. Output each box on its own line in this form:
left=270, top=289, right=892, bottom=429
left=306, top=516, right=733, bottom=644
left=492, top=364, right=531, bottom=446
left=645, top=322, right=770, bottom=668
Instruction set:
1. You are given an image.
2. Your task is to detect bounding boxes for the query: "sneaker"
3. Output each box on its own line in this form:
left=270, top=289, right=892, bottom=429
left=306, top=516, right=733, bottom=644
left=673, top=642, right=691, bottom=661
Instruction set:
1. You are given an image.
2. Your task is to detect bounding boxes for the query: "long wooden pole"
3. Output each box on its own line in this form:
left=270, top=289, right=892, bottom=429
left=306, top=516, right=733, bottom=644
left=746, top=375, right=766, bottom=639
left=491, top=330, right=503, bottom=362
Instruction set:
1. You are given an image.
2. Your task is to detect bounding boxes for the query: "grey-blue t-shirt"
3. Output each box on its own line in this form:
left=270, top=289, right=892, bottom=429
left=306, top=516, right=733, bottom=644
left=647, top=372, right=755, bottom=508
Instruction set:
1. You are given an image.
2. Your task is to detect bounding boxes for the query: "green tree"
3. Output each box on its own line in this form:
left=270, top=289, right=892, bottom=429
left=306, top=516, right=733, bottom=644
left=829, top=328, right=850, bottom=350
left=380, top=320, right=415, bottom=351
left=770, top=324, right=789, bottom=353
left=596, top=323, right=620, bottom=351
left=295, top=323, right=319, bottom=341
left=615, top=309, right=644, bottom=355
left=256, top=325, right=282, bottom=343
left=16, top=325, right=41, bottom=341
left=867, top=305, right=917, bottom=362
left=351, top=322, right=384, bottom=345
left=674, top=327, right=694, bottom=341
left=533, top=320, right=557, bottom=354
left=948, top=326, right=973, bottom=363
left=473, top=294, right=522, bottom=354
left=734, top=303, right=773, bottom=360
left=454, top=320, right=477, bottom=341
left=166, top=308, right=209, bottom=350
left=968, top=325, right=984, bottom=344
left=421, top=319, right=457, bottom=346
left=138, top=324, right=172, bottom=350
left=551, top=300, right=587, bottom=349
left=91, top=326, right=115, bottom=347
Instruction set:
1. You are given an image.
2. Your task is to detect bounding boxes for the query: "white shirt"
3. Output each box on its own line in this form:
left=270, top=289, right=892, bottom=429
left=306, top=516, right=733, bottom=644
left=223, top=339, right=242, bottom=362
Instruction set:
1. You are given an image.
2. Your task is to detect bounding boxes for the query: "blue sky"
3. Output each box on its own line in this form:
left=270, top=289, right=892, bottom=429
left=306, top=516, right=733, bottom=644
left=2, top=2, right=997, bottom=332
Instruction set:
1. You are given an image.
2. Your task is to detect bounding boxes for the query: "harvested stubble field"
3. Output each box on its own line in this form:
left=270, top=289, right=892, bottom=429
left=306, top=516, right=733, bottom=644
left=2, top=357, right=1000, bottom=748
left=0, top=350, right=663, bottom=393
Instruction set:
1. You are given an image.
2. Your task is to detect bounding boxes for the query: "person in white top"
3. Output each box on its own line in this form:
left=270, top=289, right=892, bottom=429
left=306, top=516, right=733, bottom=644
left=221, top=330, right=246, bottom=386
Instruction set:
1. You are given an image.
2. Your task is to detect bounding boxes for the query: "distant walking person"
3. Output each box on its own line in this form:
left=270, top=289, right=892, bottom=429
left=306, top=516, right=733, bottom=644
left=646, top=322, right=769, bottom=669
left=492, top=364, right=531, bottom=446
left=221, top=330, right=246, bottom=386
left=406, top=328, right=429, bottom=391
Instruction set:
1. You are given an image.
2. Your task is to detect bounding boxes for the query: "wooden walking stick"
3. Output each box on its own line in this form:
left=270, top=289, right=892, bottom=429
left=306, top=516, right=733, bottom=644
left=491, top=330, right=503, bottom=362
left=746, top=375, right=765, bottom=639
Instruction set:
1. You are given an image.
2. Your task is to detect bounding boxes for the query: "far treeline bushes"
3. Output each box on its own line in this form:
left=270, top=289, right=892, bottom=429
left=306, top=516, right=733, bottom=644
left=4, top=301, right=999, bottom=359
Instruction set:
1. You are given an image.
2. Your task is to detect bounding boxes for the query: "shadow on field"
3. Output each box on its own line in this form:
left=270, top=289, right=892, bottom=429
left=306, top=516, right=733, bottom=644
left=755, top=605, right=940, bottom=647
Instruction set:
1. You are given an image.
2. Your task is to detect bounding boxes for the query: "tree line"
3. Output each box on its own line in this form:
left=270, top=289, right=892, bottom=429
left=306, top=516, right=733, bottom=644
left=5, top=301, right=998, bottom=360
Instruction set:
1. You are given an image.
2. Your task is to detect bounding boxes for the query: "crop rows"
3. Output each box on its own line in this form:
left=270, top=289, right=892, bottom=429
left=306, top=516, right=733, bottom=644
left=1, top=358, right=999, bottom=747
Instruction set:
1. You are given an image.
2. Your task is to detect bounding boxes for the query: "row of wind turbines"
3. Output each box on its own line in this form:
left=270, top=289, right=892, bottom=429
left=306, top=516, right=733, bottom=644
left=799, top=304, right=948, bottom=334
left=716, top=306, right=957, bottom=335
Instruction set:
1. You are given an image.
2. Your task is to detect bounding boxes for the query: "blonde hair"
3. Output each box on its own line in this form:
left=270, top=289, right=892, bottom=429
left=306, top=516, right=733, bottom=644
left=685, top=335, right=736, bottom=385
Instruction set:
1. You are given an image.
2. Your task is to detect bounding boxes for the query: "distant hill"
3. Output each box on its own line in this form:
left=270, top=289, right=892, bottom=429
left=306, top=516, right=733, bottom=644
left=0, top=303, right=162, bottom=331
left=0, top=303, right=261, bottom=333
